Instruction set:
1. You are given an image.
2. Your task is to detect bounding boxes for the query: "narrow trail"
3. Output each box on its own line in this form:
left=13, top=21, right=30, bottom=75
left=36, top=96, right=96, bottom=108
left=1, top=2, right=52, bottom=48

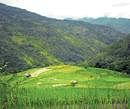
left=31, top=68, right=49, bottom=77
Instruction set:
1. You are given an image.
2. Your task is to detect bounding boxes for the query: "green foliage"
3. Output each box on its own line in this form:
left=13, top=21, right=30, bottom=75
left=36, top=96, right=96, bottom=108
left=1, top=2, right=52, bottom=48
left=87, top=35, right=130, bottom=74
left=0, top=65, right=130, bottom=108
left=0, top=3, right=125, bottom=73
left=1, top=65, right=130, bottom=88
left=1, top=87, right=130, bottom=108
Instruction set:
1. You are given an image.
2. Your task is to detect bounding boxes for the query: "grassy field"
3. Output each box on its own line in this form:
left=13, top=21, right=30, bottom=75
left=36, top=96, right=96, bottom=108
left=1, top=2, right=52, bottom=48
left=0, top=65, right=130, bottom=109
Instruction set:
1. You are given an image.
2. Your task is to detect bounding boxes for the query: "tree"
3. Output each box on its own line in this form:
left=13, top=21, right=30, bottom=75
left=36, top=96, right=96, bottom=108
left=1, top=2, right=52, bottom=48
left=0, top=62, right=8, bottom=74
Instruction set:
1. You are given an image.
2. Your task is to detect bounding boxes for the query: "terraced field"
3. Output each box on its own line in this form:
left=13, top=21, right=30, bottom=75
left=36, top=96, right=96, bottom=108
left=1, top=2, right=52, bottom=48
left=0, top=65, right=130, bottom=109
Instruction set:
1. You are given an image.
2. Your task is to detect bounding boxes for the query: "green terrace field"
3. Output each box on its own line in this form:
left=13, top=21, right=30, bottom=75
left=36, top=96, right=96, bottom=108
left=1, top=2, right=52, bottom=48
left=0, top=65, right=130, bottom=108
left=2, top=65, right=130, bottom=88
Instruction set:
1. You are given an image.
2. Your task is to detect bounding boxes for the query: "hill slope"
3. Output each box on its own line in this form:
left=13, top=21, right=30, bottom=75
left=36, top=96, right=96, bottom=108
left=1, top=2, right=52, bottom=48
left=78, top=17, right=130, bottom=34
left=0, top=3, right=125, bottom=73
left=1, top=65, right=130, bottom=89
left=87, top=35, right=130, bottom=74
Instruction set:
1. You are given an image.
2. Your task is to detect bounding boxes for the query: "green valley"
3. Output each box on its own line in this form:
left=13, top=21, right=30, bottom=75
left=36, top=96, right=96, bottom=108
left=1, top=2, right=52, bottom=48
left=0, top=3, right=130, bottom=109
left=0, top=3, right=125, bottom=73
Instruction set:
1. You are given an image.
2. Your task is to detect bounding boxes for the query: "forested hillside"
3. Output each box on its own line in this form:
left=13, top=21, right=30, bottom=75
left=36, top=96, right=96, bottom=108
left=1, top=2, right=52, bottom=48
left=0, top=3, right=125, bottom=73
left=87, top=35, right=130, bottom=74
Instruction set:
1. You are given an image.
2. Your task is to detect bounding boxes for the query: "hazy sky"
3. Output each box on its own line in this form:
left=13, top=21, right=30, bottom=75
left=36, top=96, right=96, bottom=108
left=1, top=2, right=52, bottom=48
left=0, top=0, right=130, bottom=19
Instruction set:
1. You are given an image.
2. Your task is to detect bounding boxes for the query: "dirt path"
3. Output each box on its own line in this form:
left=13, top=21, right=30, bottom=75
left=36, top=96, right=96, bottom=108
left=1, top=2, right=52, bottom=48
left=31, top=68, right=49, bottom=77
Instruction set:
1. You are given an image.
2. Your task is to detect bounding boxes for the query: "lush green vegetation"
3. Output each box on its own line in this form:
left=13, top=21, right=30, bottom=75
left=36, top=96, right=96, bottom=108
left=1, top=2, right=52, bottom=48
left=0, top=3, right=130, bottom=109
left=0, top=3, right=126, bottom=73
left=1, top=65, right=130, bottom=88
left=0, top=87, right=130, bottom=109
left=0, top=65, right=130, bottom=108
left=87, top=35, right=130, bottom=74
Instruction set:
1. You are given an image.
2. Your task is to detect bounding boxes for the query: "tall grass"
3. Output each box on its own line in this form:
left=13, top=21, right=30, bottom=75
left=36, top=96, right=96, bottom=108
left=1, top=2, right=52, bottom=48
left=1, top=86, right=130, bottom=109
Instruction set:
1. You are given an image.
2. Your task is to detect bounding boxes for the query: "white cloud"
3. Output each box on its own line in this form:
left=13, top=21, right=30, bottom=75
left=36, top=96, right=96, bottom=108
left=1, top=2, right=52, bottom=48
left=0, top=0, right=130, bottom=19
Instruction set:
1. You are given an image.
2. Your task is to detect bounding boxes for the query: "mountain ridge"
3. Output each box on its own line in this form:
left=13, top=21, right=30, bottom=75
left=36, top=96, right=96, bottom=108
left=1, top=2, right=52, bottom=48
left=0, top=3, right=126, bottom=73
left=77, top=17, right=130, bottom=34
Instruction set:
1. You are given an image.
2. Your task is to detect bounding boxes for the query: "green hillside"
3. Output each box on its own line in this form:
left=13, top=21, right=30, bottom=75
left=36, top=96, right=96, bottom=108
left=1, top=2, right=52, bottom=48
left=1, top=65, right=130, bottom=108
left=87, top=35, right=130, bottom=74
left=78, top=17, right=130, bottom=34
left=0, top=3, right=125, bottom=73
left=0, top=2, right=130, bottom=109
left=2, top=65, right=130, bottom=89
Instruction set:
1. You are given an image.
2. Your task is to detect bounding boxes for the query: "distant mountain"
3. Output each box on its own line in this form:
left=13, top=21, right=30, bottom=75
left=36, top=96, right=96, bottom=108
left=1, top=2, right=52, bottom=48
left=78, top=17, right=130, bottom=34
left=87, top=35, right=130, bottom=74
left=0, top=3, right=125, bottom=73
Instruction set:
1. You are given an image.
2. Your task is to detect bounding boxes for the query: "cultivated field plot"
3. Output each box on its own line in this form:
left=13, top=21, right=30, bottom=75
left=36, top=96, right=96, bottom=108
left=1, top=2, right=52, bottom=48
left=0, top=65, right=130, bottom=109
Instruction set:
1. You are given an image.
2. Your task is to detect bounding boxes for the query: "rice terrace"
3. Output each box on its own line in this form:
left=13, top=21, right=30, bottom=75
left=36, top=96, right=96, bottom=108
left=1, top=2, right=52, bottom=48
left=0, top=1, right=130, bottom=109
left=1, top=65, right=130, bottom=108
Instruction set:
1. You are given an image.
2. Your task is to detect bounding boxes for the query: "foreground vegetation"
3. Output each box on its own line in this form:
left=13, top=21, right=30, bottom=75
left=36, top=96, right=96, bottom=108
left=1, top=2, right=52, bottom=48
left=0, top=65, right=130, bottom=108
left=0, top=87, right=130, bottom=109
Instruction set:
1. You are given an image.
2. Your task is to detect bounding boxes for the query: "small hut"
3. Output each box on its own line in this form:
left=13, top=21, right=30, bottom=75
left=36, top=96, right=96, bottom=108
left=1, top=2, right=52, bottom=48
left=24, top=73, right=31, bottom=78
left=70, top=80, right=78, bottom=87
